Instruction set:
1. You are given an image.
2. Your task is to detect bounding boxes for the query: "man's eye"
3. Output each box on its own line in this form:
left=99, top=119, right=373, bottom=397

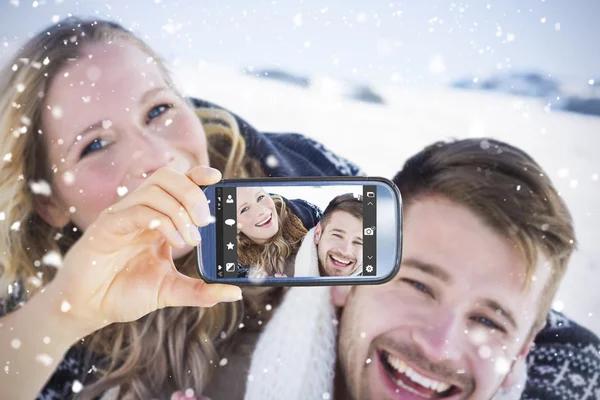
left=403, top=279, right=434, bottom=298
left=472, top=316, right=502, bottom=331
left=146, top=103, right=172, bottom=123
left=240, top=207, right=249, bottom=214
left=81, top=138, right=109, bottom=158
left=354, top=241, right=363, bottom=246
left=257, top=195, right=264, bottom=201
left=333, top=233, right=342, bottom=239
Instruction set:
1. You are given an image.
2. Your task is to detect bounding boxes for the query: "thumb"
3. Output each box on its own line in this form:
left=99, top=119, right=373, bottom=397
left=157, top=271, right=242, bottom=308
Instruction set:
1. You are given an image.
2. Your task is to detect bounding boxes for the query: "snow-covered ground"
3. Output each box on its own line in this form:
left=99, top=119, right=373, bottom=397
left=172, top=61, right=600, bottom=334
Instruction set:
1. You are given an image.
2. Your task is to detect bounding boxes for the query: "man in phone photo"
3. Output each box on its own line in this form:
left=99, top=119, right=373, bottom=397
left=246, top=138, right=600, bottom=400
left=293, top=193, right=364, bottom=277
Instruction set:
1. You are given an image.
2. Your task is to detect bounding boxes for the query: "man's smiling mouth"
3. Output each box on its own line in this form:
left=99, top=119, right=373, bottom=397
left=378, top=349, right=462, bottom=398
left=329, top=254, right=353, bottom=268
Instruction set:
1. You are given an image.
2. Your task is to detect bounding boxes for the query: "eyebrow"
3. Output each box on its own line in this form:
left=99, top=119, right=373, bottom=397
left=237, top=191, right=264, bottom=212
left=481, top=298, right=518, bottom=331
left=402, top=258, right=453, bottom=284
left=66, top=87, right=170, bottom=157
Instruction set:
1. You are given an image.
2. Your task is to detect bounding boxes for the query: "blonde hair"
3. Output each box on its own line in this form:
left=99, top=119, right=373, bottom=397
left=237, top=195, right=309, bottom=277
left=0, top=17, right=275, bottom=399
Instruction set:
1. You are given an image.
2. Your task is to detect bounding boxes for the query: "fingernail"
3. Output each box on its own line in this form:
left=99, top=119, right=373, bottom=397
left=175, top=231, right=186, bottom=246
left=189, top=225, right=201, bottom=243
left=195, top=204, right=211, bottom=225
left=221, top=290, right=243, bottom=302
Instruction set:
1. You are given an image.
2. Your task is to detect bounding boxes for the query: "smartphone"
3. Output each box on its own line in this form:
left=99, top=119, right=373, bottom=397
left=196, top=176, right=402, bottom=286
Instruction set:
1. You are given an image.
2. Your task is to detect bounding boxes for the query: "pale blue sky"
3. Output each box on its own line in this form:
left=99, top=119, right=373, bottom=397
left=1, top=0, right=598, bottom=86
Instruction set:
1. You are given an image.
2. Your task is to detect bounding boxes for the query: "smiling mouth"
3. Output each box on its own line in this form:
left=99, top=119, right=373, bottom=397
left=255, top=214, right=272, bottom=227
left=378, top=350, right=460, bottom=398
left=328, top=254, right=353, bottom=269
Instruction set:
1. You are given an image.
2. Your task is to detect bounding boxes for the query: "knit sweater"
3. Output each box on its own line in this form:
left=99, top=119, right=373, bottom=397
left=1, top=99, right=598, bottom=399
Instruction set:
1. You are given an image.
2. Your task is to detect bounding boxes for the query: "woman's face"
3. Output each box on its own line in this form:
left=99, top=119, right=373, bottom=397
left=236, top=187, right=279, bottom=244
left=40, top=41, right=209, bottom=240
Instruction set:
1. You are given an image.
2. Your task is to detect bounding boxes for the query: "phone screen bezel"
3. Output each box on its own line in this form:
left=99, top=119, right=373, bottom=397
left=196, top=176, right=402, bottom=286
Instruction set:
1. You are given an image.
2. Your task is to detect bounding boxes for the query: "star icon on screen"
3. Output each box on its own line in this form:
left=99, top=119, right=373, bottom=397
left=227, top=242, right=235, bottom=250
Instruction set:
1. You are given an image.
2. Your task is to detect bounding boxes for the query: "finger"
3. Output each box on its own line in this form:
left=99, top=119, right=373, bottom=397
left=157, top=270, right=242, bottom=308
left=88, top=205, right=187, bottom=253
left=114, top=185, right=201, bottom=246
left=148, top=166, right=218, bottom=227
left=184, top=166, right=222, bottom=187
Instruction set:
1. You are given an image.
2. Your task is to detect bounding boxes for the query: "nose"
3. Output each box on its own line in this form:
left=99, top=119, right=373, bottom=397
left=411, top=310, right=463, bottom=362
left=128, top=130, right=174, bottom=177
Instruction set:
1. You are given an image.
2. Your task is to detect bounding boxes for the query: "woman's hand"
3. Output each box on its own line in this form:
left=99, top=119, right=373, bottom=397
left=45, top=166, right=241, bottom=335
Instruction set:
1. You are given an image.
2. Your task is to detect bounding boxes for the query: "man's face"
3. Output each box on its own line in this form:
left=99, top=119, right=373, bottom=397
left=315, top=211, right=363, bottom=276
left=333, top=196, right=550, bottom=399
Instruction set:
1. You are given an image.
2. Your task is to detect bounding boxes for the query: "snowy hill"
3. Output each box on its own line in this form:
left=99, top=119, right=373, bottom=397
left=452, top=71, right=600, bottom=117
left=172, top=61, right=600, bottom=334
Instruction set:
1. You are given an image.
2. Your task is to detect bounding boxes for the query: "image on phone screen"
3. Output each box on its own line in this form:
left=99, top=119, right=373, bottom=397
left=197, top=177, right=401, bottom=286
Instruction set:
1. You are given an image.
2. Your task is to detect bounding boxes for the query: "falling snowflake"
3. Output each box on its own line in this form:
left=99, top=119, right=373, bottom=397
left=43, top=336, right=51, bottom=344
left=292, top=13, right=303, bottom=27
left=60, top=300, right=71, bottom=313
left=102, top=120, right=112, bottom=129
left=29, top=180, right=52, bottom=197
left=26, top=276, right=43, bottom=288
left=82, top=96, right=91, bottom=104
left=117, top=186, right=128, bottom=197
left=62, top=171, right=75, bottom=186
left=51, top=105, right=63, bottom=119
left=0, top=212, right=5, bottom=220
left=365, top=358, right=371, bottom=364
left=36, top=353, right=53, bottom=367
left=478, top=345, right=492, bottom=359
left=479, top=139, right=491, bottom=150
left=428, top=54, right=446, bottom=75
left=265, top=304, right=272, bottom=311
left=506, top=33, right=515, bottom=42
left=10, top=0, right=19, bottom=7
left=2, top=152, right=11, bottom=162
left=495, top=357, right=510, bottom=375
left=322, top=393, right=331, bottom=399
left=360, top=332, right=366, bottom=338
left=164, top=119, right=173, bottom=126
left=149, top=219, right=161, bottom=229
left=42, top=250, right=63, bottom=268
left=11, top=339, right=21, bottom=349
left=10, top=221, right=21, bottom=231
left=72, top=380, right=83, bottom=393
left=570, top=180, right=579, bottom=188
left=265, top=154, right=279, bottom=168
left=219, top=358, right=228, bottom=367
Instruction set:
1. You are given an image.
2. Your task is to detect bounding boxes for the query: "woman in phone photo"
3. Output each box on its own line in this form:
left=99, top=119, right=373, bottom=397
left=235, top=187, right=321, bottom=279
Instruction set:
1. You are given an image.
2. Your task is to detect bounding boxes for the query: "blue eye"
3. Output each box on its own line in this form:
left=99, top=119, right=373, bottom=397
left=146, top=104, right=172, bottom=122
left=403, top=279, right=434, bottom=298
left=81, top=138, right=109, bottom=158
left=257, top=195, right=265, bottom=201
left=473, top=316, right=502, bottom=330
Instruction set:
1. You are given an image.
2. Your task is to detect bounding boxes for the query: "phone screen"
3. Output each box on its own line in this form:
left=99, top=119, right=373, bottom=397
left=198, top=178, right=401, bottom=285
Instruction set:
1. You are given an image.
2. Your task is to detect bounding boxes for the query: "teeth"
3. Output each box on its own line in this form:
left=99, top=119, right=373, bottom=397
left=385, top=352, right=451, bottom=393
left=256, top=215, right=271, bottom=226
left=331, top=255, right=351, bottom=264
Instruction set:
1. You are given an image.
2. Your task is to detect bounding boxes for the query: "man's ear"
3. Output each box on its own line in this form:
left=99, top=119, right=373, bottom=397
left=314, top=222, right=323, bottom=245
left=34, top=194, right=70, bottom=228
left=500, top=325, right=541, bottom=390
left=330, top=286, right=352, bottom=307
